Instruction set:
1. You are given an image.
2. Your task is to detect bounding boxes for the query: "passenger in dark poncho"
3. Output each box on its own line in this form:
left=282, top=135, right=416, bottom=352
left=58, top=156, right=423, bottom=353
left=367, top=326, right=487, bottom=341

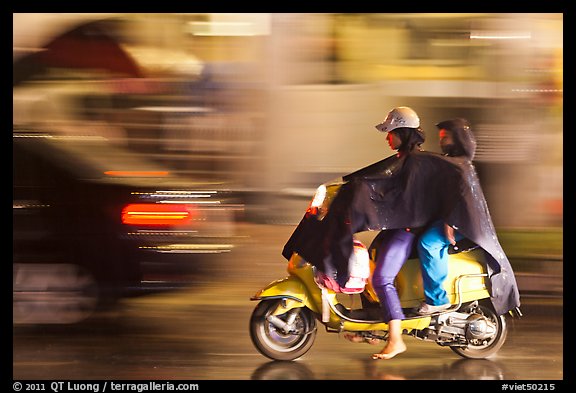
left=416, top=118, right=478, bottom=315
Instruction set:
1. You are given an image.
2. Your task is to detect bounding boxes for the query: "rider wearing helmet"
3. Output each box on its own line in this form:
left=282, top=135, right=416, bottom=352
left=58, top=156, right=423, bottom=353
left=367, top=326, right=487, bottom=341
left=369, top=106, right=425, bottom=360
left=375, top=106, right=425, bottom=157
left=375, top=106, right=421, bottom=132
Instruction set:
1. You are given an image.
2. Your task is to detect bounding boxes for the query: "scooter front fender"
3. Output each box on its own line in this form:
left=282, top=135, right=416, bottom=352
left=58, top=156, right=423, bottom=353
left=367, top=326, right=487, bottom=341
left=251, top=276, right=320, bottom=315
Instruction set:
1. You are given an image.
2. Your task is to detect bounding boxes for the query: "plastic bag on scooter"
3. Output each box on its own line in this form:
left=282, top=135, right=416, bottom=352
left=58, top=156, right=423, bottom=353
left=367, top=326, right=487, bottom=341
left=316, top=240, right=370, bottom=294
left=341, top=240, right=370, bottom=293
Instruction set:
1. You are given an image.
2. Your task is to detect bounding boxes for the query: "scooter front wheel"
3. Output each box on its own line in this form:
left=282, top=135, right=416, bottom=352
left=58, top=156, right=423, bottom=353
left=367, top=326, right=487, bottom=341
left=249, top=299, right=317, bottom=361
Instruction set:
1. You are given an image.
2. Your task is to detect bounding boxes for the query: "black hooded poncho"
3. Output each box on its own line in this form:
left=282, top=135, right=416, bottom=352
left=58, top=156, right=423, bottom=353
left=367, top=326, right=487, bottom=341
left=283, top=126, right=521, bottom=316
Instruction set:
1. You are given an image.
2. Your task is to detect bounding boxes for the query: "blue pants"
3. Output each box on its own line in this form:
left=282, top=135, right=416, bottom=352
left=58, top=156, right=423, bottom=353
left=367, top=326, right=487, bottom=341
left=372, top=229, right=415, bottom=322
left=417, top=221, right=463, bottom=306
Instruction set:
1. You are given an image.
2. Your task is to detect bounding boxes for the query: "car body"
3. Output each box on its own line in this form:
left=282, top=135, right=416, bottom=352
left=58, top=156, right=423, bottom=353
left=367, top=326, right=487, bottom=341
left=13, top=131, right=241, bottom=324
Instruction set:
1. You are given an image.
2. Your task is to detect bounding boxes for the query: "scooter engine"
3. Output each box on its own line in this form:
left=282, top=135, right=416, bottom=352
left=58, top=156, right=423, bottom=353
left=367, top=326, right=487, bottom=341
left=414, top=311, right=495, bottom=345
left=464, top=314, right=497, bottom=341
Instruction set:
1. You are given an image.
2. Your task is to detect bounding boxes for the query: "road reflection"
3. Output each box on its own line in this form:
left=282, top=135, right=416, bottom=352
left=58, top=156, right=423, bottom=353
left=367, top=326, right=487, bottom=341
left=13, top=290, right=562, bottom=380
left=251, top=358, right=509, bottom=380
left=13, top=223, right=563, bottom=381
left=251, top=361, right=316, bottom=380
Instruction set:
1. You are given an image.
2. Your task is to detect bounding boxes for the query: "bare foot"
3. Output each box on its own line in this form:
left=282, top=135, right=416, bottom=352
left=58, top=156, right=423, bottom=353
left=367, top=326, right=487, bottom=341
left=371, top=341, right=407, bottom=360
left=343, top=332, right=365, bottom=343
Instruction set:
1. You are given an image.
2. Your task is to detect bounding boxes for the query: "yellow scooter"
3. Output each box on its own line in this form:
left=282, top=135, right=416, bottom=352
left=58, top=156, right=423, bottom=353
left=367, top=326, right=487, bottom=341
left=249, top=182, right=512, bottom=361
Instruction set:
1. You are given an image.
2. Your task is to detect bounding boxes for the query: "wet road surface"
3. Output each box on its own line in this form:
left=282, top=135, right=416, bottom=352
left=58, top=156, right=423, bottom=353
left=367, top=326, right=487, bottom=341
left=12, top=224, right=564, bottom=381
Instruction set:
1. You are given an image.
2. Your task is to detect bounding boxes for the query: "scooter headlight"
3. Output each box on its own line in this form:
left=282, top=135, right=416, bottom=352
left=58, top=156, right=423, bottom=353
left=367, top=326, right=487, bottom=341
left=306, top=185, right=327, bottom=219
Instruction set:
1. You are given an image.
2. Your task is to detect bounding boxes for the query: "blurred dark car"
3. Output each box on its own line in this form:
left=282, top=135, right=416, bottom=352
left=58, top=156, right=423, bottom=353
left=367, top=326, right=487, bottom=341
left=13, top=131, right=241, bottom=324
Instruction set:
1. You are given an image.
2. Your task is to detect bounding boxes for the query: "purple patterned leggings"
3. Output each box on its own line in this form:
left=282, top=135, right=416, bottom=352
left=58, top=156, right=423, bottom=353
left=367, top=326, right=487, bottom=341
left=371, top=229, right=416, bottom=322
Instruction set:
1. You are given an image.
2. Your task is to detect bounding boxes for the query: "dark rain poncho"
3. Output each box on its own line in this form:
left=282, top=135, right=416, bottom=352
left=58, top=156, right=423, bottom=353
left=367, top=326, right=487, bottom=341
left=283, top=130, right=521, bottom=316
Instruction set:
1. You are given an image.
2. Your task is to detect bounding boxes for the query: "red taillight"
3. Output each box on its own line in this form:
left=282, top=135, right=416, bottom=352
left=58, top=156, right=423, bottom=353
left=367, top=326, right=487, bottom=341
left=105, top=171, right=170, bottom=177
left=121, top=203, right=194, bottom=226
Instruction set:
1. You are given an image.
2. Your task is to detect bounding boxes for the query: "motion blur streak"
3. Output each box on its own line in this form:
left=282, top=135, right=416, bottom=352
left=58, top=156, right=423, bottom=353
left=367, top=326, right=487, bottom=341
left=14, top=13, right=561, bottom=227
left=13, top=14, right=562, bottom=378
left=105, top=171, right=170, bottom=176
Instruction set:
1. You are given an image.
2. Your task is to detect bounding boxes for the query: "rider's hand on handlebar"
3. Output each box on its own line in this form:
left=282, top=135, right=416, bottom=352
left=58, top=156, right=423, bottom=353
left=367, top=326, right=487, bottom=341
left=444, top=223, right=456, bottom=246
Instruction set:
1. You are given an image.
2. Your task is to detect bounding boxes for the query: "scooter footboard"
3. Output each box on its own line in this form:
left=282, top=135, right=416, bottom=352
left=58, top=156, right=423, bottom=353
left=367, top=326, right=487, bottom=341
left=251, top=276, right=320, bottom=315
left=341, top=316, right=431, bottom=333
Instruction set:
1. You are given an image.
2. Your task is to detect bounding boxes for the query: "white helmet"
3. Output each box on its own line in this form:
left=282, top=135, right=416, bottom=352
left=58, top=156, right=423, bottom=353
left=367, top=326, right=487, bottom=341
left=375, top=106, right=420, bottom=132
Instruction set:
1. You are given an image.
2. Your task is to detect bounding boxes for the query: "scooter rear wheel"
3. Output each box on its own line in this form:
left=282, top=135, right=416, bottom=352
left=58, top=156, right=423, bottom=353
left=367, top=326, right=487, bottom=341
left=450, top=300, right=508, bottom=359
left=249, top=299, right=317, bottom=361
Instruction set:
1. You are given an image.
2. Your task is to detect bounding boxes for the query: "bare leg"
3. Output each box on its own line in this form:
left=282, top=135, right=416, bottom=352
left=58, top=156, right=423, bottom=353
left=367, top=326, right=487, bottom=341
left=372, top=319, right=407, bottom=360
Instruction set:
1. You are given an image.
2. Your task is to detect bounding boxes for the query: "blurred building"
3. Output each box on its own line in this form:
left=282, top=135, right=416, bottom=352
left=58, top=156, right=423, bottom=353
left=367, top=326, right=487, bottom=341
left=263, top=13, right=563, bottom=228
left=13, top=13, right=563, bottom=227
